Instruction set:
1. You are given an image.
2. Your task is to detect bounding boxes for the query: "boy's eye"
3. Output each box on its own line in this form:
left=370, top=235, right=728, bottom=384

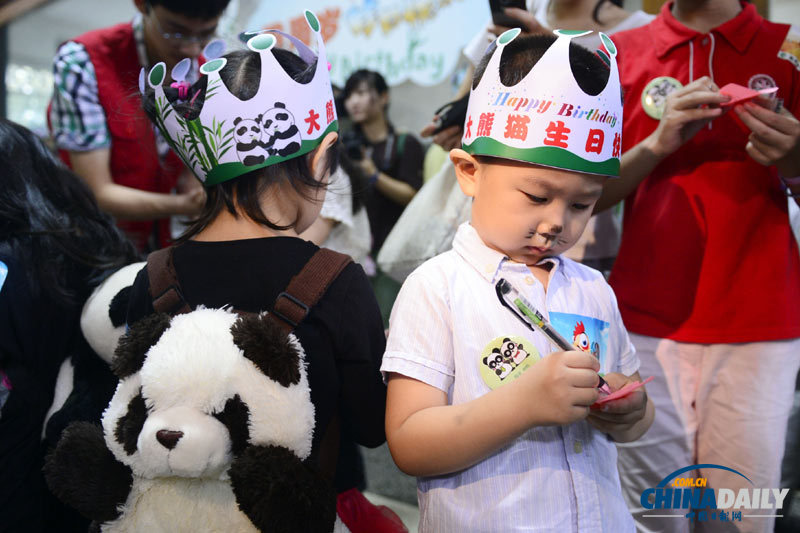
left=572, top=203, right=591, bottom=210
left=525, top=193, right=547, bottom=204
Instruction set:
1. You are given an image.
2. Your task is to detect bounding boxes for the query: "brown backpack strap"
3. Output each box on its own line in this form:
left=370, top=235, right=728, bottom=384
left=146, top=247, right=191, bottom=316
left=269, top=248, right=352, bottom=335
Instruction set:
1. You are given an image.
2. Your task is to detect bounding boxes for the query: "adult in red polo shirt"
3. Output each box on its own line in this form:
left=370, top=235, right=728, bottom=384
left=596, top=1, right=800, bottom=531
left=49, top=1, right=229, bottom=252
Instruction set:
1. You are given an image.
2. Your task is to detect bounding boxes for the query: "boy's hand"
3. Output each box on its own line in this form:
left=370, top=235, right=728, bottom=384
left=646, top=76, right=729, bottom=159
left=522, top=350, right=600, bottom=426
left=734, top=97, right=800, bottom=178
left=587, top=372, right=649, bottom=439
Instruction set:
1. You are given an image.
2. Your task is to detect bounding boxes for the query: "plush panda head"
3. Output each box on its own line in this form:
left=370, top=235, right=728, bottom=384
left=261, top=102, right=296, bottom=140
left=233, top=116, right=263, bottom=146
left=81, top=262, right=146, bottom=364
left=102, top=307, right=314, bottom=480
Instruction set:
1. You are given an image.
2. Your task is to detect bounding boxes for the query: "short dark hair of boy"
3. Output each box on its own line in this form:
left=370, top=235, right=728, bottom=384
left=142, top=48, right=339, bottom=242
left=342, top=69, right=390, bottom=112
left=148, top=0, right=230, bottom=20
left=473, top=34, right=611, bottom=97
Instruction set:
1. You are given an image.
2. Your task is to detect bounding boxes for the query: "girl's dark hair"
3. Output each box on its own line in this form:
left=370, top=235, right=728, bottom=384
left=143, top=47, right=339, bottom=241
left=473, top=34, right=611, bottom=96
left=342, top=69, right=390, bottom=112
left=0, top=120, right=139, bottom=306
left=592, top=0, right=624, bottom=25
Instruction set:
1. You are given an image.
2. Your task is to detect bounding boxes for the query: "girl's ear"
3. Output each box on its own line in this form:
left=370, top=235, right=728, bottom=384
left=309, top=132, right=339, bottom=182
left=450, top=149, right=481, bottom=198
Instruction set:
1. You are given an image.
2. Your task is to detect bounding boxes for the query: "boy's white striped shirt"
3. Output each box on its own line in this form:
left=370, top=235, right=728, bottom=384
left=382, top=223, right=638, bottom=532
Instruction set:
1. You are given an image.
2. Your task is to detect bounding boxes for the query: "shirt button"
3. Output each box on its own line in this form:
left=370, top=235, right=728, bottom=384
left=573, top=440, right=583, bottom=454
left=524, top=276, right=534, bottom=285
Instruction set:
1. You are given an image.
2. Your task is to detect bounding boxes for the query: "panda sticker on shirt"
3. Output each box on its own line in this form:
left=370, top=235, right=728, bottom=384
left=479, top=335, right=540, bottom=390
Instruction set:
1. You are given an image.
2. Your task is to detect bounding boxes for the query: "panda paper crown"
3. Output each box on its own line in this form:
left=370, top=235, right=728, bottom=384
left=462, top=29, right=622, bottom=177
left=144, top=10, right=337, bottom=186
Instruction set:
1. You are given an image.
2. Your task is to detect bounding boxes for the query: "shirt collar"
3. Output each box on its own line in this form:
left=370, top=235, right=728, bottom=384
left=452, top=223, right=560, bottom=284
left=652, top=1, right=761, bottom=59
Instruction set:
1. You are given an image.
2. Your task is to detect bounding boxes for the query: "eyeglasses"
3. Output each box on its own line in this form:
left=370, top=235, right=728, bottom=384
left=147, top=4, right=217, bottom=45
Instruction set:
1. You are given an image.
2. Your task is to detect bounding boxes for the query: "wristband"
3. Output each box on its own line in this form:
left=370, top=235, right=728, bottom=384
left=368, top=172, right=379, bottom=186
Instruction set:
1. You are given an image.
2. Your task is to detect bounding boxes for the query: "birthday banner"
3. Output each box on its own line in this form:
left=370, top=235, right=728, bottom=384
left=245, top=0, right=489, bottom=87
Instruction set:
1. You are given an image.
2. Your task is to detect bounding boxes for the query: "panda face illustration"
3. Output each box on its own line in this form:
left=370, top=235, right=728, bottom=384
left=261, top=102, right=302, bottom=158
left=233, top=116, right=269, bottom=166
left=483, top=353, right=513, bottom=380
left=497, top=338, right=528, bottom=366
left=103, top=308, right=315, bottom=480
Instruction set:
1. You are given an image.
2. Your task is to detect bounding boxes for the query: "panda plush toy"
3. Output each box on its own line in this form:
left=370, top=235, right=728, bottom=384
left=45, top=306, right=346, bottom=533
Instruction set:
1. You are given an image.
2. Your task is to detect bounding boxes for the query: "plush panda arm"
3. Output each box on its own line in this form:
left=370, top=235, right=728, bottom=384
left=44, top=421, right=133, bottom=523
left=229, top=444, right=337, bottom=533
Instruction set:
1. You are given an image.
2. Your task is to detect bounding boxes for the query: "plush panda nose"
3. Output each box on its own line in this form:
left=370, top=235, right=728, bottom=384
left=156, top=430, right=184, bottom=450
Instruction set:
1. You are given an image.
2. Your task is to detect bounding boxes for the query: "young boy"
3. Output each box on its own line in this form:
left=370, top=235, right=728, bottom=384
left=382, top=31, right=654, bottom=532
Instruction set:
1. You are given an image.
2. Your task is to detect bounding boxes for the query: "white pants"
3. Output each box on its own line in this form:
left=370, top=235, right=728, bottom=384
left=616, top=334, right=800, bottom=533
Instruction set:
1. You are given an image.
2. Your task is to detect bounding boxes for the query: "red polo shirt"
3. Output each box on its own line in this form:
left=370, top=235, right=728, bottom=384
left=609, top=2, right=800, bottom=343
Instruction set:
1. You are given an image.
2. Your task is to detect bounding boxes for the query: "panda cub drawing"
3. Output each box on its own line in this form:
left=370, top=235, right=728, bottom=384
left=483, top=338, right=530, bottom=381
left=261, top=102, right=302, bottom=158
left=233, top=115, right=269, bottom=166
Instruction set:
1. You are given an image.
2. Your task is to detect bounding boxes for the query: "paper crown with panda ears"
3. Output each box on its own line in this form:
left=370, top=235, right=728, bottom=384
left=141, top=10, right=337, bottom=186
left=461, top=28, right=623, bottom=177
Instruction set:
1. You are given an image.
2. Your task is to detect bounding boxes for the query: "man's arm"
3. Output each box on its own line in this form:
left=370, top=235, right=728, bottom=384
left=734, top=99, right=800, bottom=207
left=68, top=149, right=204, bottom=220
left=594, top=76, right=728, bottom=213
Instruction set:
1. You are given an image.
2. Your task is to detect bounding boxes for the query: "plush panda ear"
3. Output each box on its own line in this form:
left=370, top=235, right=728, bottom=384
left=231, top=314, right=301, bottom=387
left=112, top=313, right=172, bottom=379
left=108, top=286, right=131, bottom=328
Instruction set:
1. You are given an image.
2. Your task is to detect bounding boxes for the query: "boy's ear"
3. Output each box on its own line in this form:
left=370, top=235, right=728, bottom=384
left=450, top=149, right=481, bottom=198
left=309, top=132, right=339, bottom=181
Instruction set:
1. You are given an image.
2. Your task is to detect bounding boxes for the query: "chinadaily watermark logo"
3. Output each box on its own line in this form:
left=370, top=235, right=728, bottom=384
left=641, top=464, right=789, bottom=523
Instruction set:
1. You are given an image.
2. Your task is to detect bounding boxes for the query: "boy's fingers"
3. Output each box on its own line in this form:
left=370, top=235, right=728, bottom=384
left=573, top=387, right=600, bottom=407
left=563, top=350, right=601, bottom=371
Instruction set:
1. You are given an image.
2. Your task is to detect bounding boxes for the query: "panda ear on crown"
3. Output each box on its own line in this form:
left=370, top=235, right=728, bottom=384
left=230, top=314, right=302, bottom=387
left=112, top=314, right=172, bottom=379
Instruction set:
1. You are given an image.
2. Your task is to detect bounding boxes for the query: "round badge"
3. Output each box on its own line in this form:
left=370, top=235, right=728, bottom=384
left=479, top=335, right=540, bottom=390
left=641, top=76, right=683, bottom=120
left=748, top=73, right=777, bottom=92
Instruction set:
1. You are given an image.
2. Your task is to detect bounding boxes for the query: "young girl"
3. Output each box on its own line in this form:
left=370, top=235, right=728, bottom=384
left=130, top=17, right=390, bottom=532
left=0, top=119, right=139, bottom=532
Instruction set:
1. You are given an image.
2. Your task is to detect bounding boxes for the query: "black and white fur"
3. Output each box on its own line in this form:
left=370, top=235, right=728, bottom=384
left=261, top=102, right=302, bottom=158
left=46, top=307, right=346, bottom=533
left=233, top=115, right=269, bottom=166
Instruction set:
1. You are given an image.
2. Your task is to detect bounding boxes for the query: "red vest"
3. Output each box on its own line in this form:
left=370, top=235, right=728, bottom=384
left=54, top=23, right=183, bottom=252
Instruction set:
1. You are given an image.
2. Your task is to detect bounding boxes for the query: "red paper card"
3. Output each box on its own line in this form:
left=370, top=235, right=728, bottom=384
left=719, top=83, right=778, bottom=108
left=592, top=376, right=654, bottom=408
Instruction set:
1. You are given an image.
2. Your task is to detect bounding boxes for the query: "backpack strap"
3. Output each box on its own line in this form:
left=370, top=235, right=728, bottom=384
left=146, top=247, right=191, bottom=316
left=269, top=248, right=352, bottom=335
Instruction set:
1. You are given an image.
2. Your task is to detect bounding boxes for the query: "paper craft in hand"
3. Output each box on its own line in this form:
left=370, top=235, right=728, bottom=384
left=592, top=376, right=654, bottom=408
left=719, top=83, right=778, bottom=108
